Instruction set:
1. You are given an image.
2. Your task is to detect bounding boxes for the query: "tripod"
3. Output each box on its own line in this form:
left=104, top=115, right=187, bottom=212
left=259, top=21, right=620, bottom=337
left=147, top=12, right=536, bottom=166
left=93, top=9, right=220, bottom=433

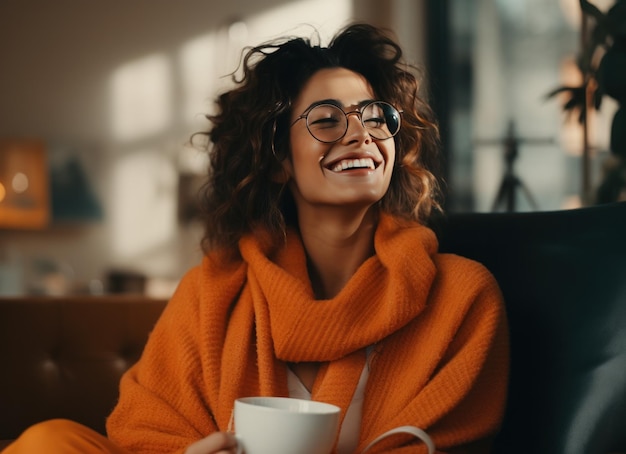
left=478, top=121, right=552, bottom=212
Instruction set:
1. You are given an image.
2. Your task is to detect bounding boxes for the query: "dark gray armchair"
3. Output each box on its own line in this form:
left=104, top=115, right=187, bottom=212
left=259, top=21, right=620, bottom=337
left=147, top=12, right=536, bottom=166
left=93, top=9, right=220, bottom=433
left=437, top=201, right=626, bottom=454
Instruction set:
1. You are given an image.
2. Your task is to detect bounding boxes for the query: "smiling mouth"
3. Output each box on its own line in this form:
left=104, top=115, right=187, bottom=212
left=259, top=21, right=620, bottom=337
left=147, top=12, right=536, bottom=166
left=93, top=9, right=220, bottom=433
left=329, top=157, right=378, bottom=172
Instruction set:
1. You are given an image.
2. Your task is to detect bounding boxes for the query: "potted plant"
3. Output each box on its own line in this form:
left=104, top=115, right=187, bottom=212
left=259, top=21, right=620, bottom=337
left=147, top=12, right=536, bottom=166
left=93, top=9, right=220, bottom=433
left=547, top=0, right=626, bottom=203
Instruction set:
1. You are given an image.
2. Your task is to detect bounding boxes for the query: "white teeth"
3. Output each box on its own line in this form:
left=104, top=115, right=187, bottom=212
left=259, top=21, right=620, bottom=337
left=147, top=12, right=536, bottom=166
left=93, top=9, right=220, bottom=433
left=331, top=158, right=376, bottom=172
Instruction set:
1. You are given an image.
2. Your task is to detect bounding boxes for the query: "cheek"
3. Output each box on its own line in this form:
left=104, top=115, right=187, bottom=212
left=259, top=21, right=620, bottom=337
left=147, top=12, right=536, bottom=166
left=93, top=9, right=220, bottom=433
left=286, top=135, right=327, bottom=176
left=383, top=141, right=397, bottom=170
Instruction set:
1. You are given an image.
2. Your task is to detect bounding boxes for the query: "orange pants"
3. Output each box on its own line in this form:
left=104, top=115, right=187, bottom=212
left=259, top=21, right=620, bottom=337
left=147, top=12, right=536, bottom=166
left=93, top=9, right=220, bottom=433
left=2, top=419, right=129, bottom=454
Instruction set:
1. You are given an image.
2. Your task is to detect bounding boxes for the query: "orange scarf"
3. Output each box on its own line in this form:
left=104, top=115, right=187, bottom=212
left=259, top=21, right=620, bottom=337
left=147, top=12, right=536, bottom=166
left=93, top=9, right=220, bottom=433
left=108, top=214, right=508, bottom=454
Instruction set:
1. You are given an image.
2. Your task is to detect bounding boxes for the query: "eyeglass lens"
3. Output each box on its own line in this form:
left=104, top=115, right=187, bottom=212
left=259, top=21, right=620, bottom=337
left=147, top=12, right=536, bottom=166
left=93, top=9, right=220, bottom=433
left=305, top=102, right=400, bottom=143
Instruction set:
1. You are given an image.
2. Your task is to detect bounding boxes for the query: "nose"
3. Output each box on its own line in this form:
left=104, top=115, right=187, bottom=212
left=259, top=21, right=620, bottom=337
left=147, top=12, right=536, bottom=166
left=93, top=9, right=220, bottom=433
left=342, top=111, right=371, bottom=144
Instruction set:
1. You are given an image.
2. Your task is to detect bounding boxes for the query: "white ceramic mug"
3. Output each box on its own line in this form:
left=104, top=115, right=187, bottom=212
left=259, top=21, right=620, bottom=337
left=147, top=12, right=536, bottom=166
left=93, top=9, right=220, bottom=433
left=233, top=396, right=341, bottom=454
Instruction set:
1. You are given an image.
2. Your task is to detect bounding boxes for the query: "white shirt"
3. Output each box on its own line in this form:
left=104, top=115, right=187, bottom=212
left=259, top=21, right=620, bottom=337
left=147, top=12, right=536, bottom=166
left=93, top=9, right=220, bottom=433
left=287, top=359, right=370, bottom=454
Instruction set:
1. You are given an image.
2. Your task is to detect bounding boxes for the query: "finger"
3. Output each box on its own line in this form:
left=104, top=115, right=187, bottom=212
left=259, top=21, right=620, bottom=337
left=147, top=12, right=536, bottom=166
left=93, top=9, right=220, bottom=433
left=186, top=432, right=239, bottom=454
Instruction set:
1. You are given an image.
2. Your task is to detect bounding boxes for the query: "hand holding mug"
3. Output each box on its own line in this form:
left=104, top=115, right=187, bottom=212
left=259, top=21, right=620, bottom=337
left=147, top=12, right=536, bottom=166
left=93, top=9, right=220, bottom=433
left=185, top=431, right=239, bottom=454
left=186, top=396, right=434, bottom=454
left=230, top=397, right=434, bottom=454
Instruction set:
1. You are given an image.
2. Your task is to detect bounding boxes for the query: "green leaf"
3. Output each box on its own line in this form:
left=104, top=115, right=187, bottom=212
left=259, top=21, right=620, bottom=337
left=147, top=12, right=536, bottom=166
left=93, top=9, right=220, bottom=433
left=580, top=0, right=607, bottom=22
left=545, top=86, right=580, bottom=99
left=593, top=87, right=604, bottom=109
left=590, top=22, right=610, bottom=48
left=564, top=97, right=582, bottom=111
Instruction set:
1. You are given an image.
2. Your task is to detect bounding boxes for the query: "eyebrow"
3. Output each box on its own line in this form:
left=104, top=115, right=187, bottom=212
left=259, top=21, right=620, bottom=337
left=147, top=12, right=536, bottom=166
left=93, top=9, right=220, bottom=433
left=300, top=98, right=376, bottom=113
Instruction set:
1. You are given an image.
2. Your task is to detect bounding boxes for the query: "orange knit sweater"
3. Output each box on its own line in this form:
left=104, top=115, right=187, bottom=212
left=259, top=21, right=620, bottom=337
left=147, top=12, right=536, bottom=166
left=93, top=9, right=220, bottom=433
left=106, top=214, right=509, bottom=454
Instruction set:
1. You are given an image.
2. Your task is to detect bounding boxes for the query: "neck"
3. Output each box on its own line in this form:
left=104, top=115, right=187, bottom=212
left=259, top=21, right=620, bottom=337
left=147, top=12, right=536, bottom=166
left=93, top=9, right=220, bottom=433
left=297, top=207, right=378, bottom=299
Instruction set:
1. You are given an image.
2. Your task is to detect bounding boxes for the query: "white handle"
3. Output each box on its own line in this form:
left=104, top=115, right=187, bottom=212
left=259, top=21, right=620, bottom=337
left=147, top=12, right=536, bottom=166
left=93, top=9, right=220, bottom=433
left=361, top=425, right=435, bottom=454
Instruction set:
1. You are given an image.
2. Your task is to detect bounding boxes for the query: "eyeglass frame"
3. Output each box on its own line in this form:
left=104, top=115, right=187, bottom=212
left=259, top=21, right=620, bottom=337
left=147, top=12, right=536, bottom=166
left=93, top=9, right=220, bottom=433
left=289, top=100, right=402, bottom=144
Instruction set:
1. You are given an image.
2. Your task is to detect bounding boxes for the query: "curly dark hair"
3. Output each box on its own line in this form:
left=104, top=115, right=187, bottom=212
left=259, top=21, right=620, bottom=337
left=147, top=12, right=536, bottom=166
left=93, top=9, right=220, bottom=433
left=195, top=22, right=444, bottom=255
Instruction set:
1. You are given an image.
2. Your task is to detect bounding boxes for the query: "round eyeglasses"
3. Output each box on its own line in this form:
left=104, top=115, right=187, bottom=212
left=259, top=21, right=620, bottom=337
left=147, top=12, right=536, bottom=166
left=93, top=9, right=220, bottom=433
left=290, top=101, right=402, bottom=143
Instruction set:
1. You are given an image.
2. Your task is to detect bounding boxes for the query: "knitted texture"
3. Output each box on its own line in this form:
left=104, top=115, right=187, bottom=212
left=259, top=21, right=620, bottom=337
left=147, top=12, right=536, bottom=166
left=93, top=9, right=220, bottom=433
left=106, top=214, right=509, bottom=454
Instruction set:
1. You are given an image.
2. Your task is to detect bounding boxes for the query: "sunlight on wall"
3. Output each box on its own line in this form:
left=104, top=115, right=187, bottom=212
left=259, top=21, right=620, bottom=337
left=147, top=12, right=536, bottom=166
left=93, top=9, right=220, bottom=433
left=111, top=150, right=176, bottom=260
left=111, top=54, right=172, bottom=142
left=178, top=142, right=209, bottom=174
left=179, top=0, right=353, bottom=130
left=246, top=0, right=352, bottom=43
left=180, top=32, right=218, bottom=127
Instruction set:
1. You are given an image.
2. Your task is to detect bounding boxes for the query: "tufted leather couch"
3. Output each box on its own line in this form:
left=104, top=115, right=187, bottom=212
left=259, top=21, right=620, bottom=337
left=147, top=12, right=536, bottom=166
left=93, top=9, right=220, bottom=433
left=0, top=296, right=167, bottom=450
left=1, top=201, right=625, bottom=453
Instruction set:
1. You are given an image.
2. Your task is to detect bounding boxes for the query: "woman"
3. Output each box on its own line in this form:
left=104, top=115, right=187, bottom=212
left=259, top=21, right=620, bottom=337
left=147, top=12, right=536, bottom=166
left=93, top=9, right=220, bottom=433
left=4, top=23, right=508, bottom=454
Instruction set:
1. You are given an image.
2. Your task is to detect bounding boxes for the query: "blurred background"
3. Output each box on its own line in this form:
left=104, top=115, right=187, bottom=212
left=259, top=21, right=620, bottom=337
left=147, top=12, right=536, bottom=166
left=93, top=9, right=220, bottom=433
left=0, top=0, right=620, bottom=297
